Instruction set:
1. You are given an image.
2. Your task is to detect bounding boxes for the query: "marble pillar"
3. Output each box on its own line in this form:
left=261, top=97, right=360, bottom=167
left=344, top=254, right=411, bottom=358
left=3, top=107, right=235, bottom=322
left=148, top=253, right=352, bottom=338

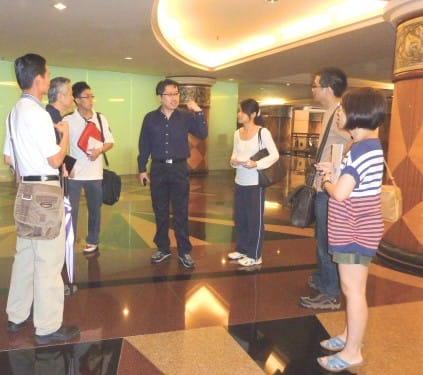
left=379, top=0, right=423, bottom=270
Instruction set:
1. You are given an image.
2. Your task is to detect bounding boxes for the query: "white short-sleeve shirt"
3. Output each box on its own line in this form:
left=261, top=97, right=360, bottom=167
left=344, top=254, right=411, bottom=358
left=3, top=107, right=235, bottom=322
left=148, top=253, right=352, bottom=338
left=3, top=96, right=60, bottom=176
left=65, top=109, right=115, bottom=181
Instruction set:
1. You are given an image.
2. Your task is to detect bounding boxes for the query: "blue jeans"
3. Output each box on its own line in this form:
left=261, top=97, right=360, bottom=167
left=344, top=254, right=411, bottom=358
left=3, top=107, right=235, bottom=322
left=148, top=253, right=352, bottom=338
left=68, top=179, right=103, bottom=245
left=311, top=192, right=340, bottom=299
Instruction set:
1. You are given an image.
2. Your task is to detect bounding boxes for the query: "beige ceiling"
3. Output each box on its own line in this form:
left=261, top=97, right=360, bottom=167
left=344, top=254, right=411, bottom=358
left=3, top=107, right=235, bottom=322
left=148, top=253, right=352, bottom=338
left=0, top=0, right=396, bottom=105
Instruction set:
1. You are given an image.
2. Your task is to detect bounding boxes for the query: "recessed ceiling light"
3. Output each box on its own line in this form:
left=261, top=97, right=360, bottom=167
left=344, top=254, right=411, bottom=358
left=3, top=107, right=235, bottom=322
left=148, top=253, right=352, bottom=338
left=124, top=56, right=133, bottom=60
left=265, top=0, right=278, bottom=3
left=54, top=3, right=67, bottom=10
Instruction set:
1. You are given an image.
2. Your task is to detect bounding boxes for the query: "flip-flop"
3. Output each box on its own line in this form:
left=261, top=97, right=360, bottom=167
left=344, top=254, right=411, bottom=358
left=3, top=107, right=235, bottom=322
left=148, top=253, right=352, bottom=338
left=317, top=354, right=363, bottom=373
left=320, top=336, right=345, bottom=351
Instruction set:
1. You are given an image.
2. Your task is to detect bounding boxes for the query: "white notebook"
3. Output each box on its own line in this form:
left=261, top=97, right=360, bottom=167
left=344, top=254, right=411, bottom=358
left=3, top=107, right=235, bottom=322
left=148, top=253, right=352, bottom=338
left=331, top=144, right=344, bottom=182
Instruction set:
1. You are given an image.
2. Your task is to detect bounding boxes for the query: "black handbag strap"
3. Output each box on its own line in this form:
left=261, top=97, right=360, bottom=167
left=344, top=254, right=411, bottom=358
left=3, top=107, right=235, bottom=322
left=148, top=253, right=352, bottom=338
left=305, top=106, right=338, bottom=186
left=96, top=112, right=110, bottom=168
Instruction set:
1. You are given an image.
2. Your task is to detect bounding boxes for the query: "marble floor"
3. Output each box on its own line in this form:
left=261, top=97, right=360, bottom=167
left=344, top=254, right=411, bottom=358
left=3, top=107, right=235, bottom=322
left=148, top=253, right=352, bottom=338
left=0, top=167, right=422, bottom=374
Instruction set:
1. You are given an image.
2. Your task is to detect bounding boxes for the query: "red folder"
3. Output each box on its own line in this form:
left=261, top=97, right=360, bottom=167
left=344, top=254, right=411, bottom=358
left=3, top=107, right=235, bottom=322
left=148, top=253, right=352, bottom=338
left=77, top=121, right=103, bottom=155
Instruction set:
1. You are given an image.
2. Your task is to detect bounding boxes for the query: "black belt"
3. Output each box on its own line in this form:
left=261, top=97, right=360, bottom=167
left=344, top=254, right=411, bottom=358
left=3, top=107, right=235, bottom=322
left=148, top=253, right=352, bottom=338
left=22, top=175, right=60, bottom=182
left=153, top=158, right=186, bottom=164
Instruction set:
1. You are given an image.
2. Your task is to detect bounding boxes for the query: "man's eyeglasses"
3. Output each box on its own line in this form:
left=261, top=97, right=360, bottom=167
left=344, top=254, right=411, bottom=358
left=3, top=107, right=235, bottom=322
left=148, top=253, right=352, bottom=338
left=78, top=95, right=95, bottom=99
left=161, top=92, right=179, bottom=97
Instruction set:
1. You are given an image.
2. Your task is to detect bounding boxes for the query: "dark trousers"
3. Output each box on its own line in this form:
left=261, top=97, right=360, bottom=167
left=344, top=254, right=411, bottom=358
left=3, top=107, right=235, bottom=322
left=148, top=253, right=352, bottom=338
left=234, top=183, right=265, bottom=260
left=150, top=161, right=191, bottom=255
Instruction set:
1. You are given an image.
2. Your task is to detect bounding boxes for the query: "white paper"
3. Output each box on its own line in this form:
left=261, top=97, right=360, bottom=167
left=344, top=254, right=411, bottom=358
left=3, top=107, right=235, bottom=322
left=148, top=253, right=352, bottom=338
left=87, top=137, right=103, bottom=154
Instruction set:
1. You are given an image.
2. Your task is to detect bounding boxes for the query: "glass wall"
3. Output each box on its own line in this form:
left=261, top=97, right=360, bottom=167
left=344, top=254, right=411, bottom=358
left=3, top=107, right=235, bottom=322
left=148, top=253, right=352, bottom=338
left=0, top=61, right=238, bottom=180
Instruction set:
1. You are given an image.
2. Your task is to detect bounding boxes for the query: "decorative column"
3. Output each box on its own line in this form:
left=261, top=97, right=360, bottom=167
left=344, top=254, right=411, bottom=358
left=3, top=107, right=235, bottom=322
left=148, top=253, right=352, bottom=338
left=379, top=0, right=423, bottom=270
left=168, top=76, right=215, bottom=174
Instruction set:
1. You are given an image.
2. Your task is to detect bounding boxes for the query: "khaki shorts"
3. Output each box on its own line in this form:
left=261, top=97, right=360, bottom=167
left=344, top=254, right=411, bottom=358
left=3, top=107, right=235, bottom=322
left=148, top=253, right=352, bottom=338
left=332, top=252, right=373, bottom=266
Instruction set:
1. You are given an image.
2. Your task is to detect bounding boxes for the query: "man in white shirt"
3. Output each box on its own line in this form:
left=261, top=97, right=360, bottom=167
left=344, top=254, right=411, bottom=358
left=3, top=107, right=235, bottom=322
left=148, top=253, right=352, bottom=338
left=64, top=81, right=115, bottom=254
left=3, top=53, right=79, bottom=344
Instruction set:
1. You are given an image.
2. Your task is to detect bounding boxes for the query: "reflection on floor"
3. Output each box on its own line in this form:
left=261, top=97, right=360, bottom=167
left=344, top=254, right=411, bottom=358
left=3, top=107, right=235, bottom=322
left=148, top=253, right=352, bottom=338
left=0, top=168, right=422, bottom=374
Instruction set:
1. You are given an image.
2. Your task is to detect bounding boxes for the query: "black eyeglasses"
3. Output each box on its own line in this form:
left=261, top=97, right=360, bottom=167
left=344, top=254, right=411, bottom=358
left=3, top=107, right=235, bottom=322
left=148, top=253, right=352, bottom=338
left=78, top=95, right=95, bottom=99
left=161, top=92, right=179, bottom=97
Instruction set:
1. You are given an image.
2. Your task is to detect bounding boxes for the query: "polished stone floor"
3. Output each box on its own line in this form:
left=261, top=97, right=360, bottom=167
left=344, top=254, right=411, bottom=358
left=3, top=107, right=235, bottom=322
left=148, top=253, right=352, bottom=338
left=0, top=166, right=422, bottom=374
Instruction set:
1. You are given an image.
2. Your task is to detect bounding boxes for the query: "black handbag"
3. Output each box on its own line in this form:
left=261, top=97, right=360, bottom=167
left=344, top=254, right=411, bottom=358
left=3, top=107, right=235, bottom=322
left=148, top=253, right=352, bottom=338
left=97, top=113, right=121, bottom=205
left=288, top=178, right=317, bottom=228
left=288, top=109, right=336, bottom=227
left=250, top=128, right=285, bottom=187
left=102, top=169, right=121, bottom=205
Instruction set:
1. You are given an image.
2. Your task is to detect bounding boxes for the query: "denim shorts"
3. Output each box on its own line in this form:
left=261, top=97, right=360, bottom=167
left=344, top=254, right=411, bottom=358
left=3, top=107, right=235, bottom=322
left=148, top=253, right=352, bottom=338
left=332, top=252, right=373, bottom=266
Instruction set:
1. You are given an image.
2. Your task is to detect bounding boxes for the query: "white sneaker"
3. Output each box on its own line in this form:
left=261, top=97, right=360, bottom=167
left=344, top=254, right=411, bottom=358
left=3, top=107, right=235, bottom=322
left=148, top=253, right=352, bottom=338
left=227, top=251, right=246, bottom=260
left=84, top=244, right=98, bottom=253
left=238, top=257, right=262, bottom=267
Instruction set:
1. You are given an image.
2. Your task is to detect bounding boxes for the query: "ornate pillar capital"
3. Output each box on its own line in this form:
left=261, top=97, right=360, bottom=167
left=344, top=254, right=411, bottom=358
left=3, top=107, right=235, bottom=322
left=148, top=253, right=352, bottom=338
left=383, top=1, right=423, bottom=81
left=167, top=76, right=215, bottom=107
left=384, top=0, right=423, bottom=25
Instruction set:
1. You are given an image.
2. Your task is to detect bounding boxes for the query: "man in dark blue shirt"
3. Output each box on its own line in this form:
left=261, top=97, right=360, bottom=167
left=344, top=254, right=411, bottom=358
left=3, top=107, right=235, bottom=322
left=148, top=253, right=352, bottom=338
left=137, top=79, right=208, bottom=269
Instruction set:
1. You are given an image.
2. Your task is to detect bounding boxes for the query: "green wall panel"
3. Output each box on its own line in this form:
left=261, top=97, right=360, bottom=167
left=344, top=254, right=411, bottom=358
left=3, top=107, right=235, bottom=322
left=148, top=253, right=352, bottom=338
left=0, top=60, right=238, bottom=180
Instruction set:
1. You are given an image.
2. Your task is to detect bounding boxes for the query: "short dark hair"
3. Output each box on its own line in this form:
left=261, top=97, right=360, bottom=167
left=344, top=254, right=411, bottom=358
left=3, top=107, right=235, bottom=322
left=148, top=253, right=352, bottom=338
left=239, top=98, right=263, bottom=125
left=314, top=67, right=347, bottom=98
left=342, top=87, right=386, bottom=131
left=14, top=53, right=47, bottom=90
left=156, top=78, right=179, bottom=95
left=48, top=77, right=71, bottom=103
left=72, top=81, right=91, bottom=98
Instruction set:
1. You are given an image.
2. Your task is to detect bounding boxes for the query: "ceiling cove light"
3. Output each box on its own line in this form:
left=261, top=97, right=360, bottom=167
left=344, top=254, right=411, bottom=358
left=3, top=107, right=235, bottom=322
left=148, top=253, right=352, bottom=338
left=54, top=3, right=67, bottom=11
left=152, top=0, right=388, bottom=71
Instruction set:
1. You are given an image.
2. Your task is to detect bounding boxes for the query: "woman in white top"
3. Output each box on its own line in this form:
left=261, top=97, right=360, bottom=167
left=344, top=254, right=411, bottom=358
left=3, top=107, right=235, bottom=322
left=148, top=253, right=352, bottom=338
left=228, top=99, right=279, bottom=267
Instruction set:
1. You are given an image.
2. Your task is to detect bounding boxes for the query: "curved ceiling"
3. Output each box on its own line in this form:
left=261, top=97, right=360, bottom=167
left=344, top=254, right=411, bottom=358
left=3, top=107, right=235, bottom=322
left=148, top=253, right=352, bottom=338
left=0, top=0, right=396, bottom=105
left=152, top=0, right=388, bottom=71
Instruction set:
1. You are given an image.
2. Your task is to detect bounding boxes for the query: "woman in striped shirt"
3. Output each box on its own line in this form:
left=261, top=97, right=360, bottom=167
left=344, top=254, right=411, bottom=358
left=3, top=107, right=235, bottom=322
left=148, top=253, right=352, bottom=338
left=315, top=87, right=386, bottom=372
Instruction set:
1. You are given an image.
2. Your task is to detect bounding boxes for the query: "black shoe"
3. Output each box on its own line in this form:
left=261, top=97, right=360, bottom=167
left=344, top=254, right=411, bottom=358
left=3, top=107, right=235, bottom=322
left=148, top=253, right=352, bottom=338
left=7, top=315, right=32, bottom=333
left=178, top=254, right=195, bottom=269
left=151, top=250, right=171, bottom=264
left=35, top=325, right=80, bottom=345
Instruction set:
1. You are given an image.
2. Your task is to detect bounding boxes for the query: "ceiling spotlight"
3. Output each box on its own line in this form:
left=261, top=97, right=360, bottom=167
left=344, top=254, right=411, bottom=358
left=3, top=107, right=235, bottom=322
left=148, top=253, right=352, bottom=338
left=54, top=3, right=67, bottom=10
left=285, top=82, right=291, bottom=86
left=265, top=0, right=278, bottom=3
left=124, top=56, right=133, bottom=60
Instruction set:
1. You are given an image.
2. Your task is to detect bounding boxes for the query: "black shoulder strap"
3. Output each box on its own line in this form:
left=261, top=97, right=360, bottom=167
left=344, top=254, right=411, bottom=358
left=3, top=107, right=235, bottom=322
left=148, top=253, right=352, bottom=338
left=305, top=107, right=337, bottom=186
left=96, top=112, right=109, bottom=167
left=315, top=108, right=337, bottom=163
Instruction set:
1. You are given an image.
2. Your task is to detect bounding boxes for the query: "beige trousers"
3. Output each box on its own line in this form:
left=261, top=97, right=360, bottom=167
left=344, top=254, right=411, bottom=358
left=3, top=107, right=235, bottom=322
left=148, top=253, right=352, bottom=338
left=6, top=192, right=66, bottom=336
